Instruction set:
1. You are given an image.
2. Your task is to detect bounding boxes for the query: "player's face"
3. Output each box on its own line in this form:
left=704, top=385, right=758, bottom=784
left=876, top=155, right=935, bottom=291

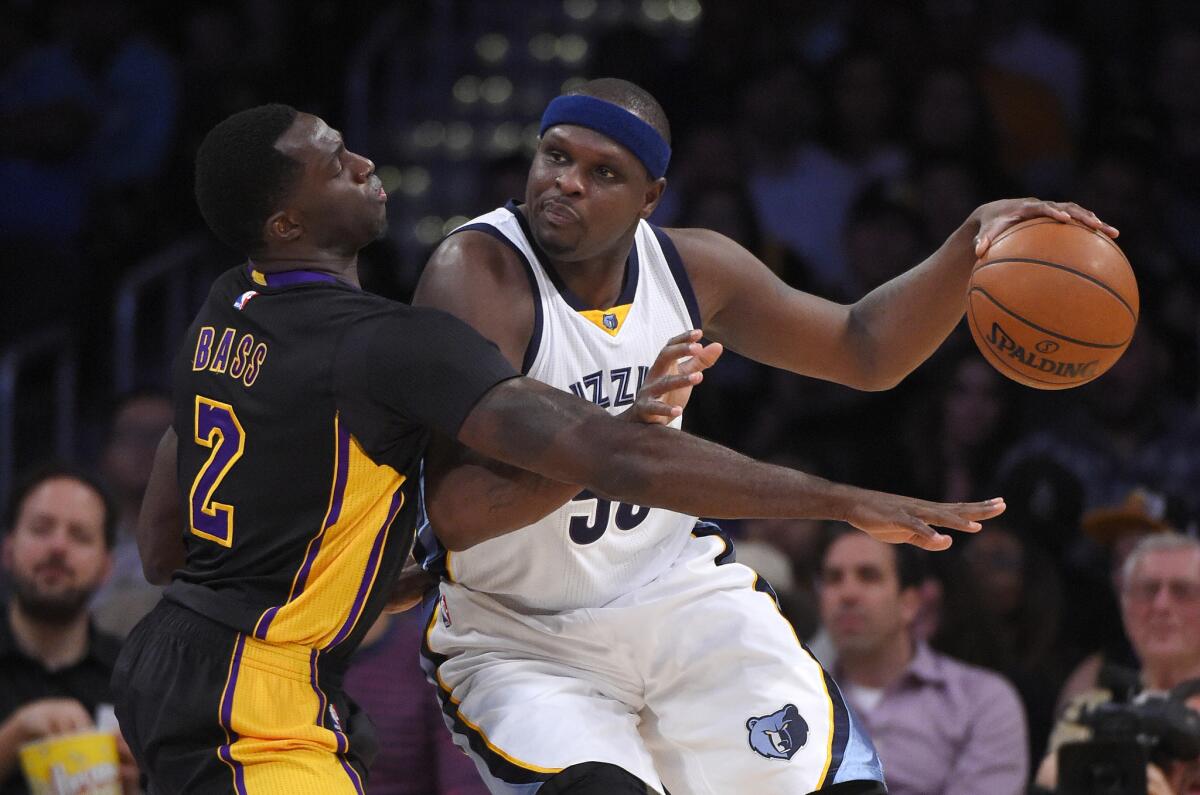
left=525, top=125, right=664, bottom=262
left=819, top=534, right=917, bottom=657
left=2, top=478, right=111, bottom=624
left=274, top=113, right=388, bottom=253
left=1121, top=549, right=1200, bottom=669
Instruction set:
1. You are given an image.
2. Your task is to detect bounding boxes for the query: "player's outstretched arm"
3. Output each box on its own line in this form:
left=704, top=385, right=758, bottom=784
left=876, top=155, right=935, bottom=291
left=426, top=330, right=721, bottom=551
left=457, top=376, right=1005, bottom=551
left=676, top=198, right=1116, bottom=391
left=136, top=426, right=186, bottom=584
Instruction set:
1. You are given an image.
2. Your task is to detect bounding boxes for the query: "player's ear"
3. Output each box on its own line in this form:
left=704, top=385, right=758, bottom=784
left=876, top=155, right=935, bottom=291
left=639, top=177, right=666, bottom=220
left=264, top=209, right=303, bottom=245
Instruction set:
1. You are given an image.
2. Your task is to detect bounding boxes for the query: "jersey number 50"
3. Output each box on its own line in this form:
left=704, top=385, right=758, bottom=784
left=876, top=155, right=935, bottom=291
left=188, top=396, right=245, bottom=547
left=568, top=489, right=650, bottom=545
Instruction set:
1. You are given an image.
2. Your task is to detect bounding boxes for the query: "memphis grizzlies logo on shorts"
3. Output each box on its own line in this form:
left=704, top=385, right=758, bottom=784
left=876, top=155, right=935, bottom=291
left=747, top=704, right=808, bottom=761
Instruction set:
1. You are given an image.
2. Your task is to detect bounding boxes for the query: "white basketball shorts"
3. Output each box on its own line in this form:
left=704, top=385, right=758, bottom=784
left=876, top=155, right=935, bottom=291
left=420, top=524, right=884, bottom=794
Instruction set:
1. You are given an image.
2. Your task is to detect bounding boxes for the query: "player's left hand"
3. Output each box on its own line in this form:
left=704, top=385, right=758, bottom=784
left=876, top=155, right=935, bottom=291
left=626, top=330, right=723, bottom=425
left=972, top=198, right=1119, bottom=258
left=383, top=558, right=439, bottom=613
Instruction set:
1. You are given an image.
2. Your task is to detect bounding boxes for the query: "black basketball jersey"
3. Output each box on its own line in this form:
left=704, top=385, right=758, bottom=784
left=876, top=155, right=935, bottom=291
left=164, top=265, right=515, bottom=661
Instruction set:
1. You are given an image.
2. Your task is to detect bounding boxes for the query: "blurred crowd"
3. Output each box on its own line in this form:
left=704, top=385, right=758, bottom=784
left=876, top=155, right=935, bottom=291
left=2, top=0, right=1199, bottom=793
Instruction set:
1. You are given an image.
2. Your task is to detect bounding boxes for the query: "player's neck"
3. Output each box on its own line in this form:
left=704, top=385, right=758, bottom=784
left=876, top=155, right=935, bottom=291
left=8, top=601, right=90, bottom=671
left=545, top=235, right=636, bottom=310
left=839, top=631, right=914, bottom=690
left=250, top=251, right=362, bottom=289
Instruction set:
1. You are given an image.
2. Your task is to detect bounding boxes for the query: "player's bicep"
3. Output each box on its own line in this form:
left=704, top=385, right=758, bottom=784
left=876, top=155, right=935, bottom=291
left=676, top=228, right=865, bottom=383
left=414, top=231, right=533, bottom=370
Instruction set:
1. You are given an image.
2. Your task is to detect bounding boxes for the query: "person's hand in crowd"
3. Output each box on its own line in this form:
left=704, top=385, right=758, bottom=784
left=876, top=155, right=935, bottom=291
left=114, top=730, right=142, bottom=795
left=11, top=699, right=93, bottom=741
left=626, top=330, right=723, bottom=425
left=1149, top=762, right=1178, bottom=795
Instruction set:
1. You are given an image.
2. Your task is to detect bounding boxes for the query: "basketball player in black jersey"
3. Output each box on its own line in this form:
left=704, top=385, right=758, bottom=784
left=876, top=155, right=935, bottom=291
left=117, top=104, right=1011, bottom=794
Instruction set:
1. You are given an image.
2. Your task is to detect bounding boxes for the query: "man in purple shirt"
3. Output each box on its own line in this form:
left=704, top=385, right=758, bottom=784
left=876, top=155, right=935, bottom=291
left=819, top=530, right=1029, bottom=795
left=344, top=611, right=488, bottom=795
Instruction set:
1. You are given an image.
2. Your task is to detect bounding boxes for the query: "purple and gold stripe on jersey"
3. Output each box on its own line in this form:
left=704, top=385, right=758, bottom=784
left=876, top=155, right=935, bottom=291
left=251, top=413, right=406, bottom=648
left=215, top=632, right=364, bottom=793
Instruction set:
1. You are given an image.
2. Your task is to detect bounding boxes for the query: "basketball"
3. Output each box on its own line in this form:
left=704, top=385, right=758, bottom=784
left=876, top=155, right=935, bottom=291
left=966, top=218, right=1138, bottom=390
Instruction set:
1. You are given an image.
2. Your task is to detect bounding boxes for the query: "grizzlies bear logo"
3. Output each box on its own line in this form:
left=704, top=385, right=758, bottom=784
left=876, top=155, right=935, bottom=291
left=746, top=704, right=808, bottom=760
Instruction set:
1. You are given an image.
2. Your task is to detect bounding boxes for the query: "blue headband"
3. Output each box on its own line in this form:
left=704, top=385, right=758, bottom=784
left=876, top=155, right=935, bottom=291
left=539, top=95, right=671, bottom=179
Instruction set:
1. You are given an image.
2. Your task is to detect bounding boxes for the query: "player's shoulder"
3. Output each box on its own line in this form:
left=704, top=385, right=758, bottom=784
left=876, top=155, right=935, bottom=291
left=656, top=226, right=748, bottom=266
left=417, top=226, right=534, bottom=317
left=425, top=228, right=527, bottom=288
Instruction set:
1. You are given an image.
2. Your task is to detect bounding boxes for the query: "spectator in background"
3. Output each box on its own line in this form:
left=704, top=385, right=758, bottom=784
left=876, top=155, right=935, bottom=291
left=741, top=62, right=860, bottom=291
left=819, top=529, right=1029, bottom=795
left=902, top=344, right=1017, bottom=503
left=1035, top=532, right=1200, bottom=793
left=0, top=0, right=178, bottom=333
left=0, top=464, right=138, bottom=795
left=90, top=392, right=173, bottom=638
left=959, top=524, right=1069, bottom=763
left=997, top=327, right=1196, bottom=512
left=1054, top=489, right=1191, bottom=712
left=343, top=611, right=487, bottom=795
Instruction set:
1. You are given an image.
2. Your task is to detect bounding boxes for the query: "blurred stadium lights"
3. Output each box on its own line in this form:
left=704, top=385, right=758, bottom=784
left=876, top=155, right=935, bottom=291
left=669, top=0, right=701, bottom=23
left=442, top=216, right=471, bottom=236
left=561, top=76, right=587, bottom=94
left=490, top=122, right=522, bottom=155
left=414, top=216, right=445, bottom=245
left=529, top=33, right=557, bottom=61
left=481, top=75, right=514, bottom=105
left=564, top=0, right=598, bottom=21
left=641, top=0, right=670, bottom=23
left=453, top=75, right=482, bottom=105
left=521, top=123, right=542, bottom=155
left=556, top=34, right=589, bottom=65
left=399, top=166, right=431, bottom=198
left=376, top=165, right=403, bottom=194
left=445, top=122, right=475, bottom=157
left=476, top=33, right=510, bottom=64
left=411, top=120, right=446, bottom=149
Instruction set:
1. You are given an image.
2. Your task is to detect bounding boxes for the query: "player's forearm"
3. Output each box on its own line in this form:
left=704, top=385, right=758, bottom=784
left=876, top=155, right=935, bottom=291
left=136, top=428, right=185, bottom=584
left=847, top=215, right=981, bottom=388
left=426, top=462, right=580, bottom=551
left=460, top=378, right=866, bottom=522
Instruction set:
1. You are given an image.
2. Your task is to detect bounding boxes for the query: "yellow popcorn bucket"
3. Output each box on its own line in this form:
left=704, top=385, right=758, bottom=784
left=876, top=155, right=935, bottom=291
left=18, top=730, right=123, bottom=795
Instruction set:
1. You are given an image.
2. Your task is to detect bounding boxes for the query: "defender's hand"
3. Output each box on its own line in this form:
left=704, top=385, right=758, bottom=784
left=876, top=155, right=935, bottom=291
left=383, top=559, right=438, bottom=613
left=972, top=198, right=1118, bottom=257
left=844, top=494, right=1006, bottom=551
left=627, top=330, right=723, bottom=425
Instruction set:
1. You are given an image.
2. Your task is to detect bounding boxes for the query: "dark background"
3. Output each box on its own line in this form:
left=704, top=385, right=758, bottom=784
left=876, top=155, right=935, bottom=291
left=2, top=0, right=1199, bottom=773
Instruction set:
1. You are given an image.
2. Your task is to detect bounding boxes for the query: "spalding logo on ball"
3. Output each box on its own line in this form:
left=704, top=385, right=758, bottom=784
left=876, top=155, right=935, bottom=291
left=967, top=218, right=1138, bottom=390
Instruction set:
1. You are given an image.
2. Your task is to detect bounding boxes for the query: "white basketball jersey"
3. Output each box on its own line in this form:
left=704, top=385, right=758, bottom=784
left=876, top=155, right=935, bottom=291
left=424, top=202, right=703, bottom=611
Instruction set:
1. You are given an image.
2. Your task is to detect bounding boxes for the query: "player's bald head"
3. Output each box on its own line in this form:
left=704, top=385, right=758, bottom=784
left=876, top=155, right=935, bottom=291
left=568, top=78, right=671, bottom=147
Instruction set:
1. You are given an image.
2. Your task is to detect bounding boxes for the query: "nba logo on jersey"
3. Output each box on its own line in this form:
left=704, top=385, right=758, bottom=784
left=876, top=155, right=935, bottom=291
left=603, top=313, right=618, bottom=330
left=439, top=594, right=452, bottom=628
left=233, top=290, right=259, bottom=310
left=328, top=704, right=344, bottom=733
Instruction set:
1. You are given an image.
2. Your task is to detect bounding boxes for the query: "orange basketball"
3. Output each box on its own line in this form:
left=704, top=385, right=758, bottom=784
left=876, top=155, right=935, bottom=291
left=966, top=218, right=1138, bottom=390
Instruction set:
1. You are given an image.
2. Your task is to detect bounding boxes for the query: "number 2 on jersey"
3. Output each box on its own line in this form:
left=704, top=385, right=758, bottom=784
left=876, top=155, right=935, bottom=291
left=189, top=396, right=245, bottom=547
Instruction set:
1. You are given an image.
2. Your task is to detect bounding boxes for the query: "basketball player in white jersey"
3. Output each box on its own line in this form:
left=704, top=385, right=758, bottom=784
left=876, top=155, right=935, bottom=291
left=412, top=79, right=1116, bottom=795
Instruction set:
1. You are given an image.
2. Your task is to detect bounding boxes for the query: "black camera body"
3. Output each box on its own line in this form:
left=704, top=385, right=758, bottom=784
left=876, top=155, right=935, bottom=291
left=1057, top=694, right=1200, bottom=795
